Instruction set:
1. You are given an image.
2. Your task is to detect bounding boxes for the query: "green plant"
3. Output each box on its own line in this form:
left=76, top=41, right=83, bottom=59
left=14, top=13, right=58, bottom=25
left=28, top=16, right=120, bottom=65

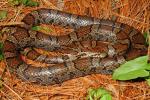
left=32, top=26, right=52, bottom=32
left=9, top=0, right=39, bottom=6
left=86, top=87, right=112, bottom=100
left=113, top=56, right=150, bottom=80
left=0, top=10, right=7, bottom=20
left=113, top=32, right=150, bottom=85
left=0, top=43, right=3, bottom=60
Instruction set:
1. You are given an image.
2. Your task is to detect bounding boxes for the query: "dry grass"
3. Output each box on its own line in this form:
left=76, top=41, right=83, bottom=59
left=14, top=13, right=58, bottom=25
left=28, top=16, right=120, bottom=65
left=0, top=0, right=150, bottom=100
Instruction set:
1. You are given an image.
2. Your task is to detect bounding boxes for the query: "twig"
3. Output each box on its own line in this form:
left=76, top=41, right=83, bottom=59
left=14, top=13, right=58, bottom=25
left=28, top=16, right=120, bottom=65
left=112, top=12, right=150, bottom=26
left=0, top=2, right=8, bottom=8
left=12, top=6, right=23, bottom=22
left=0, top=22, right=24, bottom=26
left=3, top=82, right=23, bottom=100
left=41, top=0, right=60, bottom=10
left=0, top=90, right=11, bottom=100
left=112, top=3, right=128, bottom=10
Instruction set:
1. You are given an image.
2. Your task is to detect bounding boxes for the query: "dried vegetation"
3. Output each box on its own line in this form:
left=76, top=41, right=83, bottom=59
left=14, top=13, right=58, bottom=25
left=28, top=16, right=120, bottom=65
left=0, top=0, right=150, bottom=99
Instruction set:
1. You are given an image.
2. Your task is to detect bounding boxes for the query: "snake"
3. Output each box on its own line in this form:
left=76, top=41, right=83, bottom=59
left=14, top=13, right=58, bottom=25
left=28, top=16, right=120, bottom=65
left=2, top=8, right=147, bottom=85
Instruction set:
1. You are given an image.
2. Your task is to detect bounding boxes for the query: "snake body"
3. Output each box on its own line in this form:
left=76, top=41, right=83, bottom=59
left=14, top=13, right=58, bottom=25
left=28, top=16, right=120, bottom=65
left=2, top=8, right=147, bottom=85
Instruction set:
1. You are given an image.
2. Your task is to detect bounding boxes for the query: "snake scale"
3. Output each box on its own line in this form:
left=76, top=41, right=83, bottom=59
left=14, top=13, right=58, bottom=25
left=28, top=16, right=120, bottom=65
left=2, top=8, right=147, bottom=85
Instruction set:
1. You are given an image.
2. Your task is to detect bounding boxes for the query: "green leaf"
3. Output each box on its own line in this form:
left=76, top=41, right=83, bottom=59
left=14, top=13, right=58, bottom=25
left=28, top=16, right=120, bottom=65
left=22, top=0, right=39, bottom=6
left=0, top=43, right=3, bottom=48
left=9, top=0, right=39, bottom=6
left=100, top=94, right=112, bottom=100
left=0, top=79, right=3, bottom=90
left=32, top=26, right=52, bottom=32
left=86, top=88, right=112, bottom=100
left=143, top=32, right=149, bottom=45
left=22, top=0, right=28, bottom=4
left=95, top=88, right=109, bottom=98
left=113, top=69, right=149, bottom=80
left=8, top=0, right=20, bottom=6
left=146, top=78, right=150, bottom=86
left=0, top=10, right=7, bottom=20
left=144, top=32, right=148, bottom=39
left=0, top=43, right=3, bottom=60
left=0, top=55, right=4, bottom=60
left=32, top=26, right=41, bottom=31
left=113, top=56, right=150, bottom=80
left=86, top=88, right=96, bottom=100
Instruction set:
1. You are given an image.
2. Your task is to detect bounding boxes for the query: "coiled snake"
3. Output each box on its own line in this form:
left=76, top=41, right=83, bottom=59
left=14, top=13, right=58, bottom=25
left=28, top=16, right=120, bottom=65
left=2, top=8, right=147, bottom=85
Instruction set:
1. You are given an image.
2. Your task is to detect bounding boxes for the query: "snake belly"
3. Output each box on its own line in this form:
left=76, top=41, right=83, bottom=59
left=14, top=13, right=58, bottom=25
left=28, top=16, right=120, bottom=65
left=3, top=8, right=147, bottom=85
